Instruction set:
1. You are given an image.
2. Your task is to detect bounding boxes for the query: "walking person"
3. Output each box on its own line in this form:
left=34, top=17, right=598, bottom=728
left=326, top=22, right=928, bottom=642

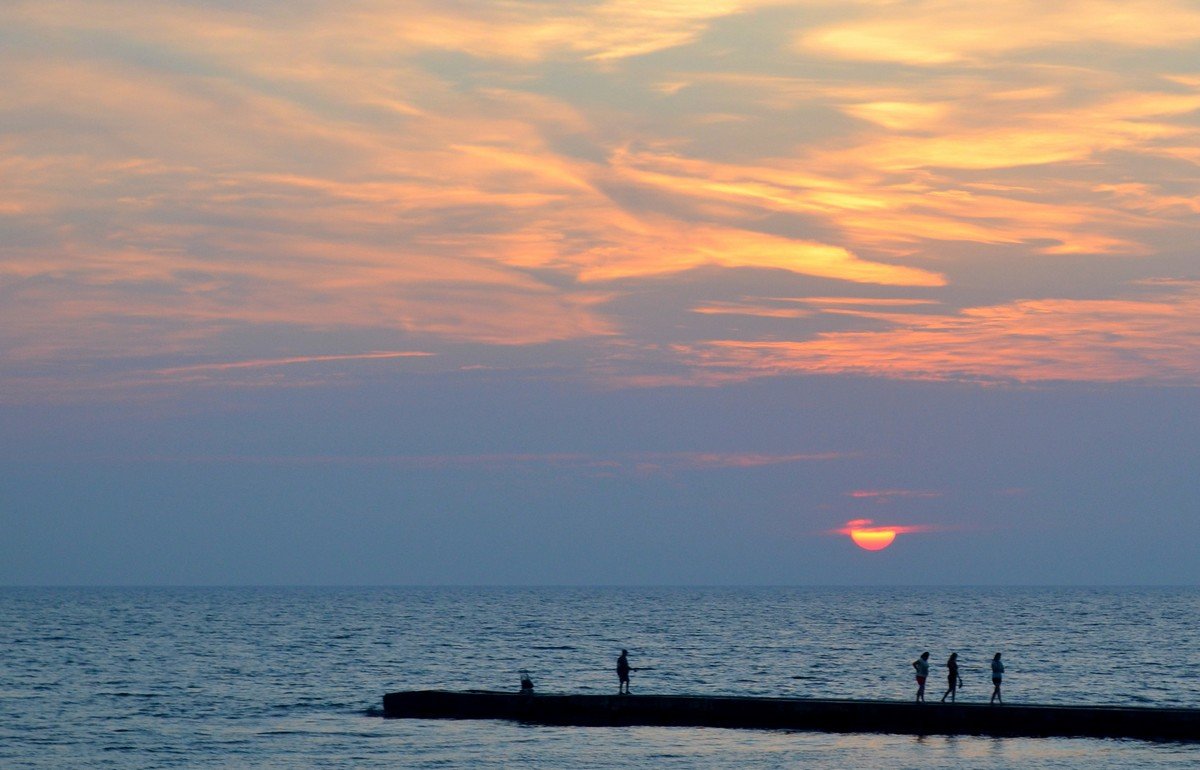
left=913, top=651, right=930, bottom=702
left=941, top=652, right=962, bottom=702
left=617, top=649, right=632, bottom=694
left=990, top=652, right=1004, bottom=704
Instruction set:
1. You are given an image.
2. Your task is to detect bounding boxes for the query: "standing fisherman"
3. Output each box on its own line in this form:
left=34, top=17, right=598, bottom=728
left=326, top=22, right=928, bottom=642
left=617, top=649, right=632, bottom=694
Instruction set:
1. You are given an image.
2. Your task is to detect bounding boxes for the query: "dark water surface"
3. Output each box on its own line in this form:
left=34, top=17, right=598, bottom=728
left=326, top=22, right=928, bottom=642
left=2, top=586, right=1197, bottom=767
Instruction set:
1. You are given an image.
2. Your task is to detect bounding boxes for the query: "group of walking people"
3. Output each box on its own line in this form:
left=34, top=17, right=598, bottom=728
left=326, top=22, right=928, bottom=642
left=616, top=647, right=1006, bottom=703
left=913, top=651, right=1004, bottom=704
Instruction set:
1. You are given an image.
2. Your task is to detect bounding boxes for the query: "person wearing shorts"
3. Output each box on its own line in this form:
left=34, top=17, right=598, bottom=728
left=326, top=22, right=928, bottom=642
left=913, top=651, right=930, bottom=702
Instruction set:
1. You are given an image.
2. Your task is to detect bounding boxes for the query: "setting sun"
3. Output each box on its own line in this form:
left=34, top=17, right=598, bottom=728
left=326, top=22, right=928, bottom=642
left=833, top=518, right=930, bottom=551
left=849, top=527, right=897, bottom=551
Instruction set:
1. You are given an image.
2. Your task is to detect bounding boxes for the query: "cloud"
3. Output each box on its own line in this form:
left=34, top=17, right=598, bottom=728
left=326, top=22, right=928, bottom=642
left=153, top=351, right=433, bottom=377
left=831, top=518, right=938, bottom=535
left=826, top=90, right=1200, bottom=174
left=608, top=144, right=1152, bottom=260
left=3, top=0, right=1200, bottom=398
left=92, top=450, right=852, bottom=472
left=570, top=222, right=947, bottom=286
left=798, top=0, right=1200, bottom=65
left=635, top=450, right=852, bottom=470
left=847, top=489, right=944, bottom=500
left=690, top=296, right=938, bottom=319
left=615, top=69, right=1200, bottom=258
left=679, top=283, right=1200, bottom=385
left=382, top=0, right=791, bottom=63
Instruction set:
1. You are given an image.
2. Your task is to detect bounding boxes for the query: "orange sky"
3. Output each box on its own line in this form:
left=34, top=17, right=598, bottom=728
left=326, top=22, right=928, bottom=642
left=2, top=0, right=1200, bottom=400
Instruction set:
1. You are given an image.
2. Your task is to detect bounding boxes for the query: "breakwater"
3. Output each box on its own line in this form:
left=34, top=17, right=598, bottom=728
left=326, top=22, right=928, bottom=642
left=383, top=690, right=1200, bottom=742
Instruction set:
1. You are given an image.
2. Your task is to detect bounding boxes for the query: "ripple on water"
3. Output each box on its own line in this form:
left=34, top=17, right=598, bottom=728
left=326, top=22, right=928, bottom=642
left=1, top=586, right=1198, bottom=768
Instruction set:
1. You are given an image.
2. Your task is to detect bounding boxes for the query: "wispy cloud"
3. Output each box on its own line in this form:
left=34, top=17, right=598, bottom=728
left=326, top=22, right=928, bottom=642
left=679, top=282, right=1200, bottom=385
left=831, top=518, right=939, bottom=536
left=92, top=450, right=853, bottom=472
left=153, top=351, right=433, bottom=377
left=798, top=0, right=1200, bottom=65
left=3, top=0, right=1200, bottom=396
left=847, top=489, right=944, bottom=500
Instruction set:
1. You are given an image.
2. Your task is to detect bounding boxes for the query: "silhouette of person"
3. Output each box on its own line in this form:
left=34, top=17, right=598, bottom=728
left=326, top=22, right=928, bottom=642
left=941, top=652, right=962, bottom=702
left=990, top=652, right=1004, bottom=704
left=913, top=651, right=930, bottom=702
left=617, top=649, right=632, bottom=694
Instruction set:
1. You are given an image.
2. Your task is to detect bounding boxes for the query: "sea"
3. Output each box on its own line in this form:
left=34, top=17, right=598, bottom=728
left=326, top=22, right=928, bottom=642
left=1, top=586, right=1197, bottom=768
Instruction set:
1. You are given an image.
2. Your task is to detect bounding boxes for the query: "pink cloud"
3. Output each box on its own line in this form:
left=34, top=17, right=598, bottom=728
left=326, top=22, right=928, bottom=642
left=4, top=0, right=1200, bottom=400
left=678, top=283, right=1200, bottom=385
left=830, top=518, right=939, bottom=536
left=847, top=489, right=944, bottom=500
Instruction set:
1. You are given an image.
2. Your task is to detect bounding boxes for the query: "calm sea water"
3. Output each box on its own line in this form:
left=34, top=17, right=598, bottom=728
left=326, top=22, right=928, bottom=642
left=1, top=586, right=1197, bottom=768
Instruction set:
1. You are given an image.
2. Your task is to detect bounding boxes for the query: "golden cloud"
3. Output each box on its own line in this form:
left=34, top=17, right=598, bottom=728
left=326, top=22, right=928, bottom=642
left=3, top=0, right=1200, bottom=398
left=612, top=145, right=1153, bottom=258
left=680, top=284, right=1200, bottom=384
left=571, top=223, right=946, bottom=285
left=798, top=0, right=1200, bottom=64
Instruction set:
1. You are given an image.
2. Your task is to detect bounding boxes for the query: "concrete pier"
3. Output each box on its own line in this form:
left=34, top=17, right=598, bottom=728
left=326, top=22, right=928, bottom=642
left=382, top=690, right=1200, bottom=742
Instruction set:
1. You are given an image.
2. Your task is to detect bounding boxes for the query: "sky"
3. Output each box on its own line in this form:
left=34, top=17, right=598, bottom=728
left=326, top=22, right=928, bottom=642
left=2, top=0, right=1199, bottom=585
